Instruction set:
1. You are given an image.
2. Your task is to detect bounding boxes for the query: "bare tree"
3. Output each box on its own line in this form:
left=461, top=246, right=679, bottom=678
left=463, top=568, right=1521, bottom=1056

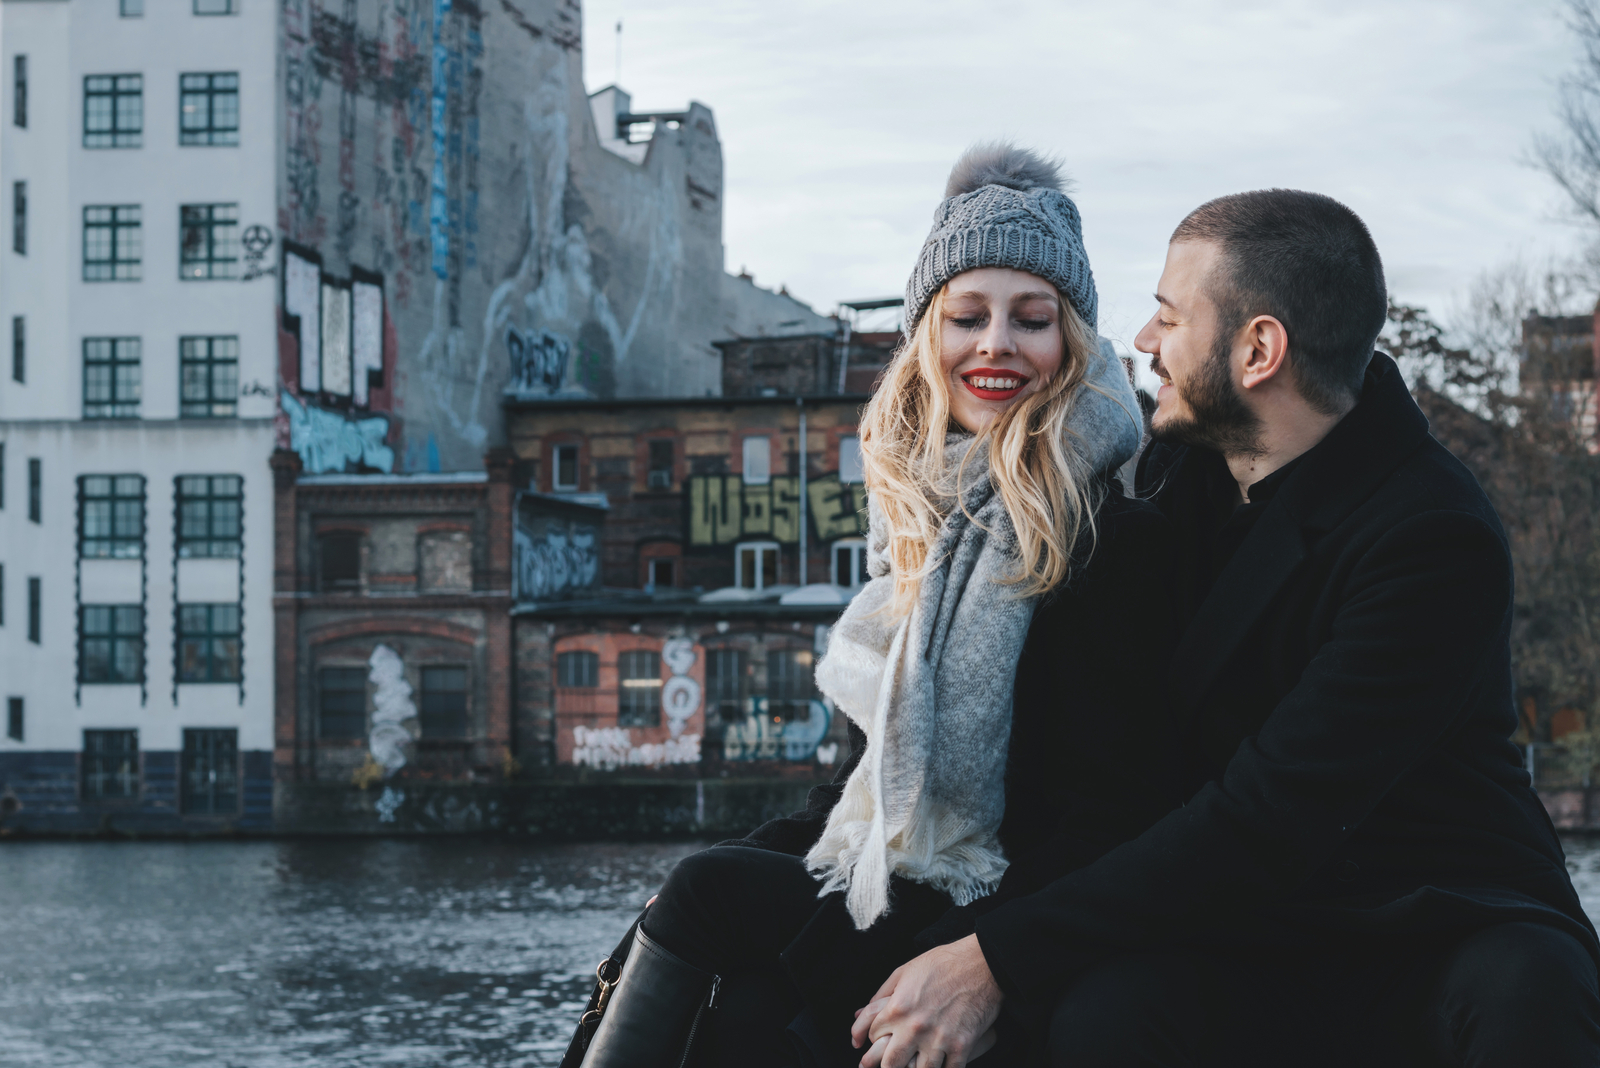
left=1534, top=1, right=1600, bottom=227
left=1385, top=297, right=1600, bottom=746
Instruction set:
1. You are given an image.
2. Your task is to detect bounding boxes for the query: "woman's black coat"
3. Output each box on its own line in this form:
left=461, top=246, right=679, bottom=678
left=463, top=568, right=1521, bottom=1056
left=719, top=485, right=1179, bottom=1036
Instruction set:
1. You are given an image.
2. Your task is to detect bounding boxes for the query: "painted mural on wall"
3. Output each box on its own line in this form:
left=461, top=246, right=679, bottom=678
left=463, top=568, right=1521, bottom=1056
left=722, top=697, right=833, bottom=762
left=570, top=726, right=702, bottom=770
left=281, top=391, right=396, bottom=474
left=278, top=0, right=729, bottom=473
left=513, top=494, right=603, bottom=602
left=280, top=240, right=395, bottom=474
left=367, top=644, right=417, bottom=777
left=506, top=326, right=570, bottom=396
left=688, top=472, right=868, bottom=546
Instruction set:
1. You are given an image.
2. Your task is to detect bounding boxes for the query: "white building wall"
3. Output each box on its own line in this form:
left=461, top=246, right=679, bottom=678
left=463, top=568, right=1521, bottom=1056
left=0, top=0, right=278, bottom=789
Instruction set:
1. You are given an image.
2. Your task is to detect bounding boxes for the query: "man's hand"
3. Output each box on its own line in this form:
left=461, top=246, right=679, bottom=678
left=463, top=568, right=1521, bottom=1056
left=850, top=934, right=1002, bottom=1068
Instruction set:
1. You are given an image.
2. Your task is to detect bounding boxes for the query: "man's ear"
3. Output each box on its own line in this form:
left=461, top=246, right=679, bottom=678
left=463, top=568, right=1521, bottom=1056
left=1239, top=315, right=1289, bottom=391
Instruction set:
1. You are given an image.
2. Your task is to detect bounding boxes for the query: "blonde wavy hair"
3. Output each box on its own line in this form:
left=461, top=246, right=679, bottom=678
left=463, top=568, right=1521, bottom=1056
left=859, top=285, right=1106, bottom=617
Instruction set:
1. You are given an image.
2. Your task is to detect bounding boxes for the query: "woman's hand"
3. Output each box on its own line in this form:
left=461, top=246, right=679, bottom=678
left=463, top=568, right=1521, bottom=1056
left=850, top=934, right=1002, bottom=1068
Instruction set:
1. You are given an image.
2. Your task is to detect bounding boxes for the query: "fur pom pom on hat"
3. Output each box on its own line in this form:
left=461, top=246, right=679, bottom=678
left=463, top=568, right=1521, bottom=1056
left=906, top=142, right=1096, bottom=332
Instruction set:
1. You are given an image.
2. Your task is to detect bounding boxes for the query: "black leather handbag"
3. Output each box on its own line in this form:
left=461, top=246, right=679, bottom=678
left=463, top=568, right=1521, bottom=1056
left=558, top=908, right=646, bottom=1068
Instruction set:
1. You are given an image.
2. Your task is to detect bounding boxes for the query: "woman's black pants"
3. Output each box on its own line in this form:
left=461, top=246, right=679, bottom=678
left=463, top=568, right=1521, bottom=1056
left=640, top=845, right=949, bottom=1068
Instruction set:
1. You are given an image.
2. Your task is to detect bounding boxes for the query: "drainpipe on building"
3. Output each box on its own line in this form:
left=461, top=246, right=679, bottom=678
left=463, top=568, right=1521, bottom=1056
left=797, top=398, right=808, bottom=587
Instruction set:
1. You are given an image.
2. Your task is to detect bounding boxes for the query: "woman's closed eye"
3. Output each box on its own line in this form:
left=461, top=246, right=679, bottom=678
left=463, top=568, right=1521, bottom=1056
left=948, top=315, right=986, bottom=330
left=1014, top=317, right=1053, bottom=332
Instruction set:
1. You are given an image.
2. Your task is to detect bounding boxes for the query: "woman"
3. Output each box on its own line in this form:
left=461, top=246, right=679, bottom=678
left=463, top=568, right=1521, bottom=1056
left=569, top=144, right=1177, bottom=1068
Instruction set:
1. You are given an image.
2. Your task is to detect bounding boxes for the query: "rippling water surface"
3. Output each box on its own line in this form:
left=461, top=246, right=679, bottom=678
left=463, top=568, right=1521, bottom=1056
left=0, top=839, right=701, bottom=1068
left=5, top=836, right=1600, bottom=1067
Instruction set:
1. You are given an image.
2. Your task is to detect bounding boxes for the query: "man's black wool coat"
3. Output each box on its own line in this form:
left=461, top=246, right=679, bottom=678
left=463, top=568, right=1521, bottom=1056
left=968, top=354, right=1597, bottom=1023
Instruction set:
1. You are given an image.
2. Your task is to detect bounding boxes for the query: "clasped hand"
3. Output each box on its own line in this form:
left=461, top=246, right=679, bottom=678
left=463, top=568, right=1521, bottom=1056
left=850, top=934, right=1001, bottom=1068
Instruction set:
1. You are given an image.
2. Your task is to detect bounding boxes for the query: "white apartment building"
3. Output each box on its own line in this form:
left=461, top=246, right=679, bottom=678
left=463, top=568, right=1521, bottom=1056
left=0, top=0, right=277, bottom=830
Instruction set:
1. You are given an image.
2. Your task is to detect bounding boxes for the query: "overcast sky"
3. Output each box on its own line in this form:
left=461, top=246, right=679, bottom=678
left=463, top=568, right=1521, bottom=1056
left=582, top=0, right=1589, bottom=368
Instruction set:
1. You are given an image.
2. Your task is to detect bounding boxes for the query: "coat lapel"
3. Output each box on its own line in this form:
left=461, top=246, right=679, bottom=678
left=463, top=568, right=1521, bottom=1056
left=1167, top=500, right=1306, bottom=722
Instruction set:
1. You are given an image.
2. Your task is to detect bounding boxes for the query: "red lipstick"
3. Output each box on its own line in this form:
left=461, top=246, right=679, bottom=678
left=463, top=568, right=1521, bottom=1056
left=960, top=370, right=1029, bottom=401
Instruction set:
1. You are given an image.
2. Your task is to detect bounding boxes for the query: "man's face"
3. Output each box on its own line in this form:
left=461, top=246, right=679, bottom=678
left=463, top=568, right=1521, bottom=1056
left=1133, top=239, right=1262, bottom=454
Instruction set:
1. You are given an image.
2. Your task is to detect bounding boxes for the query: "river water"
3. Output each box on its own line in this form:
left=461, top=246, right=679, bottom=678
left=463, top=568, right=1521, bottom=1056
left=4, top=836, right=1600, bottom=1068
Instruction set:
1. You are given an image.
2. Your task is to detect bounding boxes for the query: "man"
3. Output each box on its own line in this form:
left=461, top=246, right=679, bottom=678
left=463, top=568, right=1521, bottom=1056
left=852, top=190, right=1600, bottom=1066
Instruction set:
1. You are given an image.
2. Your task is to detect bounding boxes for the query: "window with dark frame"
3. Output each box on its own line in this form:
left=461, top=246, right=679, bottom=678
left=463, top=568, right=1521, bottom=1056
left=83, top=205, right=142, bottom=281
left=11, top=315, right=22, bottom=383
left=181, top=728, right=238, bottom=814
left=27, top=576, right=39, bottom=643
left=6, top=698, right=21, bottom=742
left=179, top=73, right=238, bottom=146
left=552, top=444, right=579, bottom=491
left=84, top=74, right=143, bottom=148
left=556, top=650, right=599, bottom=688
left=194, top=0, right=237, bottom=14
left=80, top=605, right=143, bottom=684
left=420, top=666, right=468, bottom=739
left=647, top=439, right=674, bottom=489
left=646, top=557, right=674, bottom=588
left=12, top=181, right=24, bottom=255
left=617, top=649, right=662, bottom=727
left=177, top=603, right=240, bottom=682
left=80, top=475, right=144, bottom=559
left=82, top=730, right=139, bottom=800
left=180, top=336, right=238, bottom=417
left=318, top=667, right=367, bottom=740
left=766, top=648, right=817, bottom=724
left=832, top=538, right=870, bottom=588
left=320, top=534, right=361, bottom=590
left=704, top=648, right=747, bottom=726
left=83, top=337, right=142, bottom=419
left=176, top=475, right=241, bottom=558
left=179, top=203, right=238, bottom=280
left=27, top=457, right=39, bottom=523
left=13, top=55, right=25, bottom=128
left=736, top=541, right=780, bottom=591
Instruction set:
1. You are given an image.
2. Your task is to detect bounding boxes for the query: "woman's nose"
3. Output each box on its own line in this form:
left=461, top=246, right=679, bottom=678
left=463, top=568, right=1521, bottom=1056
left=976, top=320, right=1013, bottom=359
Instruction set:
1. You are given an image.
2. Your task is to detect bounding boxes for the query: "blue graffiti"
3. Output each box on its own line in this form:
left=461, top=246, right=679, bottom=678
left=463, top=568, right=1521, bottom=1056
left=429, top=0, right=452, bottom=279
left=507, top=327, right=569, bottom=395
left=722, top=698, right=833, bottom=762
left=282, top=390, right=396, bottom=474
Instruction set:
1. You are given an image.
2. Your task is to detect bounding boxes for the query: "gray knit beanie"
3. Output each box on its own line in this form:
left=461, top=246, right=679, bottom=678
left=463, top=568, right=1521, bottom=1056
left=905, top=143, right=1097, bottom=333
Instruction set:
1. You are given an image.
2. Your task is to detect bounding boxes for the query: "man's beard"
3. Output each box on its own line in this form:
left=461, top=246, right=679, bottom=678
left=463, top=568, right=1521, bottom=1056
left=1149, top=327, right=1263, bottom=455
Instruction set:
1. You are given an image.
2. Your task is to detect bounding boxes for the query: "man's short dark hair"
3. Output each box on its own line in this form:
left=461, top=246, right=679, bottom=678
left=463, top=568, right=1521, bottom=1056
left=1171, top=189, right=1387, bottom=415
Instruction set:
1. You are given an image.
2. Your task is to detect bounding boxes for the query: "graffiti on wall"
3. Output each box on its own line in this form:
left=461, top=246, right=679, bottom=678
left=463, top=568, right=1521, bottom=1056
left=506, top=326, right=570, bottom=396
left=283, top=246, right=388, bottom=404
left=722, top=697, right=833, bottom=762
left=515, top=525, right=598, bottom=600
left=661, top=638, right=701, bottom=739
left=571, top=726, right=702, bottom=770
left=513, top=493, right=603, bottom=603
left=282, top=390, right=396, bottom=474
left=688, top=472, right=868, bottom=546
left=368, top=644, right=417, bottom=778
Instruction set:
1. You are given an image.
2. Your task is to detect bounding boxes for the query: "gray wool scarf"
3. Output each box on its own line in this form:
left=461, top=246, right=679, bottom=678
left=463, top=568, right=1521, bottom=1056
left=808, top=341, right=1142, bottom=929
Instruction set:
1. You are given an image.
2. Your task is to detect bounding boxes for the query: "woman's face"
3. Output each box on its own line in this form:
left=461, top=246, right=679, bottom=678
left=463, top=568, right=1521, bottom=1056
left=936, top=268, right=1065, bottom=434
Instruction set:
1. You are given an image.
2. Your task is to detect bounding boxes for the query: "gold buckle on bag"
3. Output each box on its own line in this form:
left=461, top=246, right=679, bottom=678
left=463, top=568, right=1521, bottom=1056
left=580, top=957, right=622, bottom=1031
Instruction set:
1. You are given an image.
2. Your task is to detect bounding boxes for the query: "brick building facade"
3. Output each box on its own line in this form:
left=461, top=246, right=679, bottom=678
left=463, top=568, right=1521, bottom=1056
left=269, top=449, right=516, bottom=790
left=504, top=392, right=875, bottom=774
